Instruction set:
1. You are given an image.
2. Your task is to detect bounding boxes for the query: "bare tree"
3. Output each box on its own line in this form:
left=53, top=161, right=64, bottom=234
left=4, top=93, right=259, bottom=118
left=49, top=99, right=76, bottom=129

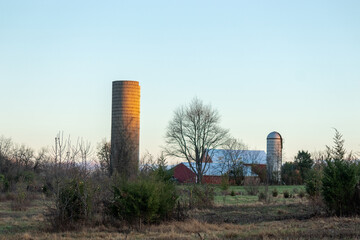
left=219, top=138, right=248, bottom=185
left=0, top=136, right=13, bottom=159
left=246, top=150, right=267, bottom=183
left=33, top=147, right=50, bottom=173
left=0, top=136, right=13, bottom=173
left=13, top=144, right=35, bottom=170
left=79, top=139, right=92, bottom=171
left=96, top=139, right=111, bottom=175
left=164, top=98, right=229, bottom=184
left=52, top=132, right=67, bottom=168
left=139, top=150, right=156, bottom=174
left=46, top=133, right=100, bottom=229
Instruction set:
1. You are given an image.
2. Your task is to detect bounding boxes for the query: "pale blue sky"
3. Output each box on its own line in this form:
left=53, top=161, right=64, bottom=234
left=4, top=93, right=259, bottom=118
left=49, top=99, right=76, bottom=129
left=1, top=1, right=359, bottom=162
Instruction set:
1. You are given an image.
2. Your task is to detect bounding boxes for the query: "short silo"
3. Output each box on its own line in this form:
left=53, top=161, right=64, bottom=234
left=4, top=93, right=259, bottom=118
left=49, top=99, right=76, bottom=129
left=266, top=131, right=283, bottom=184
left=111, top=80, right=140, bottom=179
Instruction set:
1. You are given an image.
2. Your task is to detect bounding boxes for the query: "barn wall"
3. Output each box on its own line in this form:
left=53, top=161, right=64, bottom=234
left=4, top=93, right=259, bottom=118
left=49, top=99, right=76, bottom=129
left=174, top=163, right=196, bottom=183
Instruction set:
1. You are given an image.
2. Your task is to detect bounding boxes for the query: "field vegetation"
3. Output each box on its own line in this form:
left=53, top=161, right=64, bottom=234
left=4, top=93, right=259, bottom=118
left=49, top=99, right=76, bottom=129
left=1, top=184, right=360, bottom=240
left=1, top=129, right=359, bottom=239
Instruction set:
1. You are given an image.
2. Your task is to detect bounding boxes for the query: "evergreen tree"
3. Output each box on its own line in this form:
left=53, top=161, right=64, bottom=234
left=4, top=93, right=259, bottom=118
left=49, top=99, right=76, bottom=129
left=321, top=129, right=360, bottom=216
left=294, top=150, right=313, bottom=183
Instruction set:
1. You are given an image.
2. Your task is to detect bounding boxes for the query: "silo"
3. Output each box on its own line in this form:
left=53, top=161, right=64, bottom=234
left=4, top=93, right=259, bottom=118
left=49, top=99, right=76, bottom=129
left=111, top=80, right=140, bottom=179
left=266, top=131, right=283, bottom=184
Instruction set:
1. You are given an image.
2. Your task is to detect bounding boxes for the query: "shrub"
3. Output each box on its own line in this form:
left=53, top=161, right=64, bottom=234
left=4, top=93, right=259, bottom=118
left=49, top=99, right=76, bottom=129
left=0, top=174, right=4, bottom=191
left=10, top=181, right=34, bottom=211
left=0, top=192, right=15, bottom=201
left=17, top=171, right=35, bottom=184
left=0, top=176, right=10, bottom=193
left=244, top=178, right=260, bottom=196
left=230, top=190, right=235, bottom=196
left=298, top=190, right=305, bottom=198
left=11, top=190, right=30, bottom=211
left=272, top=188, right=278, bottom=197
left=281, top=162, right=302, bottom=185
left=258, top=192, right=267, bottom=202
left=251, top=165, right=267, bottom=183
left=322, top=159, right=359, bottom=216
left=188, top=184, right=215, bottom=209
left=108, top=176, right=178, bottom=225
left=174, top=200, right=188, bottom=221
left=47, top=177, right=97, bottom=230
left=42, top=183, right=53, bottom=197
left=305, top=168, right=322, bottom=199
left=220, top=174, right=230, bottom=191
left=283, top=190, right=290, bottom=198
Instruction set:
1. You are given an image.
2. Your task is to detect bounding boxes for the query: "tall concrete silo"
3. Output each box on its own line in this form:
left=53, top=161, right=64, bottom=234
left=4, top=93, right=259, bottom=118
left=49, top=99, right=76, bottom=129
left=111, top=80, right=140, bottom=179
left=266, top=131, right=283, bottom=184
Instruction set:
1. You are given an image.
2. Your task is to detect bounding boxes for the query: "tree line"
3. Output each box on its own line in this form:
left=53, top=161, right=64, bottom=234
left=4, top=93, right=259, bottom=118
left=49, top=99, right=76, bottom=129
left=1, top=97, right=359, bottom=220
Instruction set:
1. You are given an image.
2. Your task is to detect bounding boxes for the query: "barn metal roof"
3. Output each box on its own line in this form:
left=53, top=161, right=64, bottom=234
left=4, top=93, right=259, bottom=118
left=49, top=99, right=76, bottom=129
left=206, top=149, right=267, bottom=165
left=171, top=149, right=267, bottom=177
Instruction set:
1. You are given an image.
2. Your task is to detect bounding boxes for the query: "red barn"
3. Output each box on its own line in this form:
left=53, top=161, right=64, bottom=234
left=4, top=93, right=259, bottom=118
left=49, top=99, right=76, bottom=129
left=173, top=163, right=196, bottom=183
left=171, top=149, right=267, bottom=184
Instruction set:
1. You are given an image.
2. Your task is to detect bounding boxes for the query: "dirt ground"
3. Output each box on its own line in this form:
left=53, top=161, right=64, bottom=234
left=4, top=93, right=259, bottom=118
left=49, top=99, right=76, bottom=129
left=190, top=202, right=313, bottom=224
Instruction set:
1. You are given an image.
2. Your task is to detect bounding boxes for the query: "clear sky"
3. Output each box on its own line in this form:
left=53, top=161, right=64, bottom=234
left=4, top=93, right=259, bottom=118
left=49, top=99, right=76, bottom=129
left=1, top=0, right=359, bottom=162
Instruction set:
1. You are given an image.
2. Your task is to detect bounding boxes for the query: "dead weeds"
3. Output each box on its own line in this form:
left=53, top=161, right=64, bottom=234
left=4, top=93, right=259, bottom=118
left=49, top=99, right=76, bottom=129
left=1, top=193, right=360, bottom=239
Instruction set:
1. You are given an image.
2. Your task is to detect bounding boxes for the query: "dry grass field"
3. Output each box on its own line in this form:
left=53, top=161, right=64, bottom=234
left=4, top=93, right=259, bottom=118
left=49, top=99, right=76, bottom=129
left=1, top=187, right=360, bottom=240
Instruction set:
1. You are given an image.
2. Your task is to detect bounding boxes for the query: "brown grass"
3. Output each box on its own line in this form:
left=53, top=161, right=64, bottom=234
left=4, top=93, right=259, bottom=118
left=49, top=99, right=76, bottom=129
left=1, top=192, right=360, bottom=239
left=1, top=217, right=359, bottom=240
left=0, top=192, right=16, bottom=202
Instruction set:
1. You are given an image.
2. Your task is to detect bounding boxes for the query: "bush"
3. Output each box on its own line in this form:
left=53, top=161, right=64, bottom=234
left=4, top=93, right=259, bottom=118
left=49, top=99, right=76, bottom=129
left=283, top=190, right=290, bottom=198
left=298, top=190, right=305, bottom=198
left=230, top=190, right=235, bottom=196
left=17, top=171, right=35, bottom=184
left=0, top=192, right=15, bottom=201
left=220, top=174, right=230, bottom=191
left=258, top=192, right=267, bottom=202
left=0, top=174, right=4, bottom=190
left=0, top=176, right=10, bottom=193
left=11, top=190, right=30, bottom=211
left=48, top=177, right=97, bottom=230
left=10, top=181, right=35, bottom=211
left=251, top=165, right=267, bottom=183
left=61, top=180, right=93, bottom=220
left=0, top=175, right=9, bottom=193
left=188, top=184, right=215, bottom=209
left=108, top=176, right=178, bottom=225
left=305, top=168, right=322, bottom=199
left=42, top=183, right=53, bottom=197
left=281, top=162, right=302, bottom=185
left=272, top=188, right=278, bottom=197
left=244, top=178, right=260, bottom=196
left=322, top=159, right=359, bottom=216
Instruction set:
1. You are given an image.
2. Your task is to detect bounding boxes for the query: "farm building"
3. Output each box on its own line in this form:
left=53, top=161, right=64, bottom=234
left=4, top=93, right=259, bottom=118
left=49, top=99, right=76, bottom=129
left=170, top=149, right=267, bottom=184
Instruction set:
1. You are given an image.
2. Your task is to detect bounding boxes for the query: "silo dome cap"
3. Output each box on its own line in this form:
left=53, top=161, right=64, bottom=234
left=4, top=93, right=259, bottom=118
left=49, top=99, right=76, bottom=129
left=267, top=131, right=282, bottom=139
